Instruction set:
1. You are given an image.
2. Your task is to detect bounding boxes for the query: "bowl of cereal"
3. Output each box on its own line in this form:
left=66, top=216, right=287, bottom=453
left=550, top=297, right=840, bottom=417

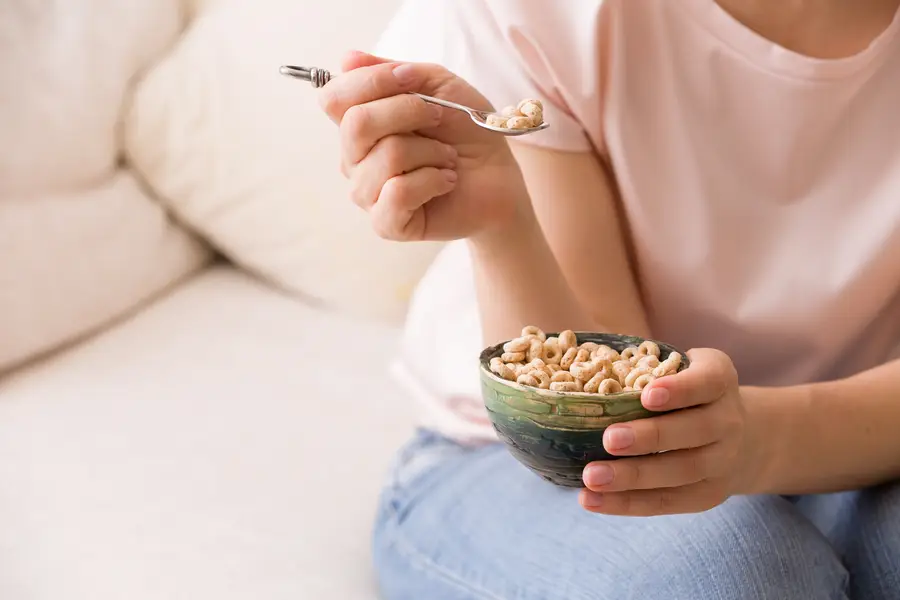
left=479, top=327, right=690, bottom=487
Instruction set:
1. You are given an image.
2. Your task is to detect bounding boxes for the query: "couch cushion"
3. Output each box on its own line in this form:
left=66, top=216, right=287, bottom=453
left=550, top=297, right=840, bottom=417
left=0, top=173, right=210, bottom=373
left=0, top=266, right=416, bottom=599
left=123, top=0, right=443, bottom=326
left=0, top=0, right=211, bottom=373
left=0, top=0, right=185, bottom=197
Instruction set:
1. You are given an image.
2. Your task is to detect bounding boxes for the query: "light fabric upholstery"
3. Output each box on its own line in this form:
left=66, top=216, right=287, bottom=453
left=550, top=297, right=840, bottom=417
left=0, top=0, right=211, bottom=372
left=0, top=0, right=442, bottom=596
left=0, top=267, right=415, bottom=600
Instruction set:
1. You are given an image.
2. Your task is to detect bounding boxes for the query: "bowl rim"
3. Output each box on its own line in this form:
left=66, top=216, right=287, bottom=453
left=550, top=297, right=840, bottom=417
left=478, top=331, right=689, bottom=404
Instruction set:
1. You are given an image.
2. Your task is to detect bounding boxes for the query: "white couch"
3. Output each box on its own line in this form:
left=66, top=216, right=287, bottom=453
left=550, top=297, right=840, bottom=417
left=0, top=0, right=436, bottom=598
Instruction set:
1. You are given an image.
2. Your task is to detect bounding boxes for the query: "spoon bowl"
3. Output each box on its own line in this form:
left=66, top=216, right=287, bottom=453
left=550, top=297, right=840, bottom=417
left=414, top=93, right=551, bottom=137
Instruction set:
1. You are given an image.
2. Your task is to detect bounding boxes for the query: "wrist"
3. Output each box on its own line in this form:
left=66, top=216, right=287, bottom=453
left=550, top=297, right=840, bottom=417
left=467, top=168, right=540, bottom=248
left=739, top=384, right=813, bottom=495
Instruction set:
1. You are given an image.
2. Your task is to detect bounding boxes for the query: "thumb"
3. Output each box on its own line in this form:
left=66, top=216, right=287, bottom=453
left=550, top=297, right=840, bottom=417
left=642, top=348, right=737, bottom=411
left=341, top=50, right=394, bottom=73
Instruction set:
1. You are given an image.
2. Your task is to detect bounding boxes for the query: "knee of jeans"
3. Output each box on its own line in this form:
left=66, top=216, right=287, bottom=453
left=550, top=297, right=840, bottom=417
left=626, top=495, right=848, bottom=600
left=852, top=481, right=900, bottom=560
left=843, top=481, right=900, bottom=600
left=864, top=481, right=900, bottom=531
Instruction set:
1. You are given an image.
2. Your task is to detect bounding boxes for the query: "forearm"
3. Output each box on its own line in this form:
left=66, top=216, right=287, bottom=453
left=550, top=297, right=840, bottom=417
left=748, top=358, right=900, bottom=495
left=467, top=176, right=597, bottom=345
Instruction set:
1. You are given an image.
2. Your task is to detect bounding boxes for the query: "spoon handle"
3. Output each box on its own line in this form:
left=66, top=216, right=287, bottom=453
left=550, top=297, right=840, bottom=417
left=410, top=93, right=479, bottom=117
left=280, top=66, right=481, bottom=116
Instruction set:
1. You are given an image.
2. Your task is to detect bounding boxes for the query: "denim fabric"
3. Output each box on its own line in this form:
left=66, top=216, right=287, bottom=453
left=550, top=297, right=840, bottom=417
left=373, top=430, right=899, bottom=600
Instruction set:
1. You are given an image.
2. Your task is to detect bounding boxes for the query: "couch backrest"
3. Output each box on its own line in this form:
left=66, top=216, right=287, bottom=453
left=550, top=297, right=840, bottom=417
left=0, top=0, right=439, bottom=375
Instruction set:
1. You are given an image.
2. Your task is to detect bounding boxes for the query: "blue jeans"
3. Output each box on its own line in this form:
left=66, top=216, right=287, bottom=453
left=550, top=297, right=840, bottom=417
left=373, top=429, right=900, bottom=600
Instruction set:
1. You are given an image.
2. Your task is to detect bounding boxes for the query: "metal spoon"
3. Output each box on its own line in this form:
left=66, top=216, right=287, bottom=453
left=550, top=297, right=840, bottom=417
left=279, top=65, right=550, bottom=137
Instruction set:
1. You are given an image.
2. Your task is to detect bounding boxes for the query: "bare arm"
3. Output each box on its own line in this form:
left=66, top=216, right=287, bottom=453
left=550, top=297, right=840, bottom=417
left=468, top=145, right=651, bottom=345
left=749, top=357, right=900, bottom=494
left=512, top=145, right=651, bottom=338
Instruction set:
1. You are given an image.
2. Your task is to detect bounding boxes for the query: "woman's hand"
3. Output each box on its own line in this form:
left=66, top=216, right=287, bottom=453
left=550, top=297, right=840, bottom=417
left=318, top=51, right=525, bottom=242
left=579, top=349, right=765, bottom=516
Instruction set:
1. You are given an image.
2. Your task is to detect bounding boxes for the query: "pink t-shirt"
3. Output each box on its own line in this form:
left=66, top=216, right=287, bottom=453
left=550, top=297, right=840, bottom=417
left=376, top=0, right=900, bottom=443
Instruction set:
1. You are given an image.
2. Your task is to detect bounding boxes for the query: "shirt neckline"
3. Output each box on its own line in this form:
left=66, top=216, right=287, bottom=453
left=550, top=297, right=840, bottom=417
left=681, top=0, right=900, bottom=81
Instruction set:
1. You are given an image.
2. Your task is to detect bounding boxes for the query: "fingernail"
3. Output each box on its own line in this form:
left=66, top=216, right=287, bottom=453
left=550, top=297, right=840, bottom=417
left=393, top=63, right=417, bottom=86
left=644, top=387, right=670, bottom=408
left=442, top=169, right=458, bottom=183
left=429, top=103, right=443, bottom=121
left=584, top=464, right=614, bottom=488
left=582, top=492, right=604, bottom=508
left=604, top=427, right=634, bottom=451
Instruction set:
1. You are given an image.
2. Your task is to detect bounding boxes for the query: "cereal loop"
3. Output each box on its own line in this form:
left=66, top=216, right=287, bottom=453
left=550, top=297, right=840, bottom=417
left=486, top=114, right=508, bottom=128
left=621, top=346, right=639, bottom=361
left=514, top=363, right=531, bottom=377
left=636, top=355, right=661, bottom=369
left=558, top=330, right=578, bottom=353
left=664, top=352, right=683, bottom=371
left=517, top=98, right=543, bottom=111
left=570, top=361, right=598, bottom=381
left=612, top=360, right=632, bottom=384
left=530, top=369, right=551, bottom=389
left=598, top=379, right=624, bottom=395
left=526, top=358, right=551, bottom=377
left=502, top=351, right=526, bottom=363
left=548, top=364, right=562, bottom=373
left=625, top=367, right=652, bottom=388
left=550, top=381, right=579, bottom=393
left=579, top=342, right=600, bottom=355
left=633, top=374, right=656, bottom=390
left=551, top=371, right=575, bottom=383
left=517, top=373, right=540, bottom=387
left=506, top=116, right=532, bottom=130
left=592, top=360, right=612, bottom=381
left=543, top=338, right=562, bottom=364
left=652, top=365, right=671, bottom=378
left=583, top=373, right=605, bottom=394
left=526, top=337, right=545, bottom=362
left=638, top=341, right=661, bottom=358
left=560, top=347, right=579, bottom=370
left=503, top=337, right=530, bottom=353
left=489, top=357, right=516, bottom=381
left=592, top=345, right=620, bottom=363
left=521, top=326, right=547, bottom=342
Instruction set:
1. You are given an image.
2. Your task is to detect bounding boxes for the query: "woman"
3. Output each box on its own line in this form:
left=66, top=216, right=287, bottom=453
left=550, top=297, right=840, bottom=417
left=319, top=0, right=900, bottom=597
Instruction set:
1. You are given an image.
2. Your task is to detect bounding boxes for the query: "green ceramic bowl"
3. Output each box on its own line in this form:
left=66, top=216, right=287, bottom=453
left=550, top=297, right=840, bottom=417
left=479, top=332, right=690, bottom=488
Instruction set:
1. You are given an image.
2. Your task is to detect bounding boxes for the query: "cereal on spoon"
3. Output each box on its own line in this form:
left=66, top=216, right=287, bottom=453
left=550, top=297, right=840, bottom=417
left=485, top=99, right=545, bottom=130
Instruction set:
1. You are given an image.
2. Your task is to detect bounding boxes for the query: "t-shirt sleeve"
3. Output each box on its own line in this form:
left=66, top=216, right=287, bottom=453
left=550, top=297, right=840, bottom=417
left=374, top=0, right=601, bottom=153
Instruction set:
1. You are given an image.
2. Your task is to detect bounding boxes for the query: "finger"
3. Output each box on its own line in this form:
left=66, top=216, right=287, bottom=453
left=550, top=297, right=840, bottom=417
left=369, top=167, right=458, bottom=241
left=341, top=50, right=390, bottom=72
left=640, top=348, right=737, bottom=412
left=318, top=61, right=451, bottom=124
left=340, top=94, right=444, bottom=167
left=601, top=400, right=727, bottom=456
left=583, top=444, right=726, bottom=492
left=350, top=135, right=457, bottom=210
left=580, top=479, right=726, bottom=516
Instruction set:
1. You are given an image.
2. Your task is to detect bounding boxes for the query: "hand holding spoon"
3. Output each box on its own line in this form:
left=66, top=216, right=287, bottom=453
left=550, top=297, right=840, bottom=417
left=278, top=65, right=550, bottom=137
